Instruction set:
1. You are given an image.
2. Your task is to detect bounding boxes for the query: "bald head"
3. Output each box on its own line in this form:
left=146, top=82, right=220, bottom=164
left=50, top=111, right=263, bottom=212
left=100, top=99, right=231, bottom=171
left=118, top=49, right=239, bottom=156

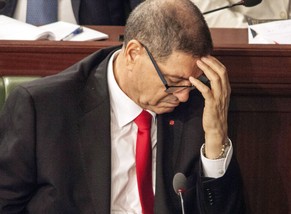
left=124, top=0, right=213, bottom=61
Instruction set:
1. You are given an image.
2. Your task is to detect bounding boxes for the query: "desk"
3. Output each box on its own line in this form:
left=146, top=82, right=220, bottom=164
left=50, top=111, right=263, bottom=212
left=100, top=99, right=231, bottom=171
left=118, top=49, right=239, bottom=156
left=0, top=26, right=123, bottom=76
left=0, top=27, right=290, bottom=214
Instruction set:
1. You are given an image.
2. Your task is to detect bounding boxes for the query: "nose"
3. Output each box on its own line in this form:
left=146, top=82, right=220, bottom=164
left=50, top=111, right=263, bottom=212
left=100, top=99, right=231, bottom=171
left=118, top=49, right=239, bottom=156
left=172, top=89, right=190, bottom=103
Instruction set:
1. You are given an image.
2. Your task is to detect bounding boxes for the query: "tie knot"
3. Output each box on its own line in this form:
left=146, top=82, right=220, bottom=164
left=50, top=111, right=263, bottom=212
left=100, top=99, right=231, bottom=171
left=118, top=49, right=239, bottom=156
left=134, top=110, right=152, bottom=130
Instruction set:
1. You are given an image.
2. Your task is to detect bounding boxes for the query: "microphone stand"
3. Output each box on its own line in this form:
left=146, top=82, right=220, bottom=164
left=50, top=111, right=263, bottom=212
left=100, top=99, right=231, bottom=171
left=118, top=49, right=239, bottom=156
left=203, top=0, right=244, bottom=15
left=178, top=190, right=185, bottom=214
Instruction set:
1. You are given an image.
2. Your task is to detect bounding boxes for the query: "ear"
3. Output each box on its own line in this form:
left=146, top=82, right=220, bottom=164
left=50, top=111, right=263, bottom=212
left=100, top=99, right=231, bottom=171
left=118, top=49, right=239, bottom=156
left=124, top=40, right=144, bottom=70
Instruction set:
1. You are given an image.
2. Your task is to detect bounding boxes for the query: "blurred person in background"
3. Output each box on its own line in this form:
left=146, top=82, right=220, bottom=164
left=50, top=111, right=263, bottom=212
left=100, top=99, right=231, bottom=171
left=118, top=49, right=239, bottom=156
left=0, top=0, right=140, bottom=25
left=193, top=0, right=290, bottom=28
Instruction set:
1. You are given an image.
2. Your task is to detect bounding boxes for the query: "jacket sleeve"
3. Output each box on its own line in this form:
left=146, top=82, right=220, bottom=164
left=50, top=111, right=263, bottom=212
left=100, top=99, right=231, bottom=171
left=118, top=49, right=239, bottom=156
left=197, top=156, right=246, bottom=213
left=0, top=86, right=37, bottom=213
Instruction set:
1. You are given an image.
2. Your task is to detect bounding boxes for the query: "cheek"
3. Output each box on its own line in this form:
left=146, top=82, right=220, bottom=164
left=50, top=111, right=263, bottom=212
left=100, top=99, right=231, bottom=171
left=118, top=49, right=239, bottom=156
left=140, top=78, right=165, bottom=99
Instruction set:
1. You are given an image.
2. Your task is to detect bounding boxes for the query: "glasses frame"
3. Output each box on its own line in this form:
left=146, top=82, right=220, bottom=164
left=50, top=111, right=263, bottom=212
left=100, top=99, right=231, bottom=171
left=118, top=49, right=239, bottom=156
left=142, top=44, right=208, bottom=93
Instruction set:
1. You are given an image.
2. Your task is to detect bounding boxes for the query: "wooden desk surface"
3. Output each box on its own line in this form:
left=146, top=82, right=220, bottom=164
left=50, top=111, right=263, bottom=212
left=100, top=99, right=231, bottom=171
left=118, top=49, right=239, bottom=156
left=0, top=27, right=291, bottom=214
left=0, top=26, right=123, bottom=77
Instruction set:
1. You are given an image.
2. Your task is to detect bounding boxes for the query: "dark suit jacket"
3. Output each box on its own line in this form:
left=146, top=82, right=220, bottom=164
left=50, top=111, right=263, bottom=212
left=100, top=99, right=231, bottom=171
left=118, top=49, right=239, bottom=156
left=0, top=46, right=245, bottom=213
left=0, top=0, right=140, bottom=25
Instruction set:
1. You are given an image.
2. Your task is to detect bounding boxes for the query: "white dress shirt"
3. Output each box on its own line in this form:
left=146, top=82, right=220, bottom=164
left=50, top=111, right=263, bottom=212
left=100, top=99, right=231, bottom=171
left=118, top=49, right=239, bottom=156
left=13, top=0, right=77, bottom=24
left=107, top=50, right=233, bottom=213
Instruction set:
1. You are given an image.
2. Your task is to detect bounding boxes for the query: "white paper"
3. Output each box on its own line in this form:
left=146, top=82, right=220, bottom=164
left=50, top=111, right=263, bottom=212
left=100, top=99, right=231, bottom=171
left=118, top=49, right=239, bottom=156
left=0, top=15, right=52, bottom=40
left=69, top=26, right=108, bottom=41
left=248, top=19, right=291, bottom=44
left=0, top=15, right=109, bottom=41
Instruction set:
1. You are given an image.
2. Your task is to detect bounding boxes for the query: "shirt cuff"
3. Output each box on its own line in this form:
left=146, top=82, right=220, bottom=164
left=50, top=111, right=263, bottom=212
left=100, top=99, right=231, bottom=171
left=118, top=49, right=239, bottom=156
left=200, top=139, right=233, bottom=178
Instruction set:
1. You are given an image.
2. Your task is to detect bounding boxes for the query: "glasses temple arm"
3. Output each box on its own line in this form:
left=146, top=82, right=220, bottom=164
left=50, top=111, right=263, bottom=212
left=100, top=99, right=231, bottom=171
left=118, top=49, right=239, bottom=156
left=143, top=46, right=169, bottom=88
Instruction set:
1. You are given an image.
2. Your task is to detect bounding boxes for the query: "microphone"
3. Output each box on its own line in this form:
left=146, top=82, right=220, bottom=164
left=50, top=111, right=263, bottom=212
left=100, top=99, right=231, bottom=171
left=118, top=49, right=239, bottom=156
left=173, top=173, right=187, bottom=214
left=0, top=0, right=6, bottom=10
left=203, top=0, right=262, bottom=15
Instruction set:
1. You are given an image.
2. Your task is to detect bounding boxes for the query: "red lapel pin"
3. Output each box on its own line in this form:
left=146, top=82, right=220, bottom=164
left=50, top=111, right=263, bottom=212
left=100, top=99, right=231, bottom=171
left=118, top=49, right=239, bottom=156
left=169, top=120, right=175, bottom=126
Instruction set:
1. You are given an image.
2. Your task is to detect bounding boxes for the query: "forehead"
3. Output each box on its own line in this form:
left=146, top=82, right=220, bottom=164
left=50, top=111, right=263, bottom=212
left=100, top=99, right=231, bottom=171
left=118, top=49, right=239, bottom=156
left=159, top=51, right=201, bottom=77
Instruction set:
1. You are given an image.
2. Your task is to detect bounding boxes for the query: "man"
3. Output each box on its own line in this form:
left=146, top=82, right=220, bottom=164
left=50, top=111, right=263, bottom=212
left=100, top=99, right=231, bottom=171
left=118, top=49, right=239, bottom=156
left=0, top=0, right=245, bottom=213
left=193, top=0, right=290, bottom=28
left=0, top=0, right=140, bottom=25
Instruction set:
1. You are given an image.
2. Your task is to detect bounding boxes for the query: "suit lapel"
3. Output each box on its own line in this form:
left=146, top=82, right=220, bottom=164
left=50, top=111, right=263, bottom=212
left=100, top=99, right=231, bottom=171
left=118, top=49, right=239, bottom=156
left=155, top=92, right=205, bottom=213
left=78, top=54, right=112, bottom=213
left=154, top=112, right=185, bottom=213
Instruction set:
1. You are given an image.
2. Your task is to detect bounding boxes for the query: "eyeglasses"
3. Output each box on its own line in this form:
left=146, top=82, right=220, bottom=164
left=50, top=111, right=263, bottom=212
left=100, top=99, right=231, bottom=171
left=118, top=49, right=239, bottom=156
left=142, top=44, right=208, bottom=93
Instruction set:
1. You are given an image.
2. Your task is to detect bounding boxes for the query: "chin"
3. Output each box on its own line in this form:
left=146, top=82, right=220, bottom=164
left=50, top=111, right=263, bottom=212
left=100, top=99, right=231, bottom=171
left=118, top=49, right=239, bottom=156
left=154, top=106, right=176, bottom=114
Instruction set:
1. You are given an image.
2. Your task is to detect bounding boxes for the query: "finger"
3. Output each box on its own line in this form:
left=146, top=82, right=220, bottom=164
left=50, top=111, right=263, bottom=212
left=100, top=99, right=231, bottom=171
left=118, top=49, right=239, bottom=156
left=201, top=56, right=230, bottom=92
left=201, top=57, right=231, bottom=110
left=189, top=76, right=213, bottom=100
left=196, top=58, right=222, bottom=98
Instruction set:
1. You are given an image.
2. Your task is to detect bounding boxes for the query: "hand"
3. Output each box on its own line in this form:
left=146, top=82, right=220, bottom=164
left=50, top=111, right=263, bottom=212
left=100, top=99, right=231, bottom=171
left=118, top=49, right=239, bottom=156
left=189, top=56, right=230, bottom=159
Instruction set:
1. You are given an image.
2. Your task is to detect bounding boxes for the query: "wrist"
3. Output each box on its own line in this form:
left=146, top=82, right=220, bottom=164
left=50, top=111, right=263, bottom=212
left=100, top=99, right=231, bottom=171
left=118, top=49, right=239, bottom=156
left=202, top=139, right=230, bottom=159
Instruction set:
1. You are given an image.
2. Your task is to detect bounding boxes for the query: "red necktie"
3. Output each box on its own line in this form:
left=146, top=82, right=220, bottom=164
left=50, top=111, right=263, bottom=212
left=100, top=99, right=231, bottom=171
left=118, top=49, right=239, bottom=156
left=134, top=110, right=154, bottom=214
